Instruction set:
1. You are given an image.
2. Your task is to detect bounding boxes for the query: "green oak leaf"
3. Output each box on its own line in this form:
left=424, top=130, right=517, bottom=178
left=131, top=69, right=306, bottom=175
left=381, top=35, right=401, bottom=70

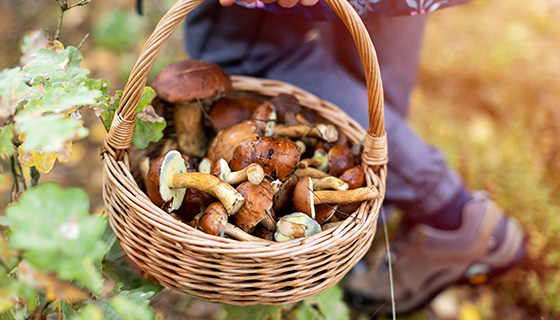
left=135, top=87, right=155, bottom=113
left=0, top=67, right=27, bottom=117
left=20, top=86, right=101, bottom=116
left=0, top=124, right=14, bottom=157
left=2, top=183, right=109, bottom=293
left=296, top=285, right=350, bottom=320
left=14, top=113, right=88, bottom=153
left=22, top=46, right=89, bottom=88
left=132, top=116, right=166, bottom=150
left=97, top=87, right=165, bottom=149
left=132, top=87, right=165, bottom=149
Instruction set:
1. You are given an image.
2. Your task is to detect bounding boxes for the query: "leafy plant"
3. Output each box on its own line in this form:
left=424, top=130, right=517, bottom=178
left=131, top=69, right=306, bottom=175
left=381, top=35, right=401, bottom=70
left=0, top=2, right=353, bottom=320
left=0, top=2, right=166, bottom=318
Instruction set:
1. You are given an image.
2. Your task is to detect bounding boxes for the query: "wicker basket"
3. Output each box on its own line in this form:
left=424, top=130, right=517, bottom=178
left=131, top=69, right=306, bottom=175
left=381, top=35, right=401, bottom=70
left=101, top=0, right=388, bottom=306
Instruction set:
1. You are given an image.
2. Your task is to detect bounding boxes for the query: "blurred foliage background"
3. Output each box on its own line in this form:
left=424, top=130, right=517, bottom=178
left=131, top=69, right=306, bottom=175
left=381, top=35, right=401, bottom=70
left=1, top=0, right=559, bottom=319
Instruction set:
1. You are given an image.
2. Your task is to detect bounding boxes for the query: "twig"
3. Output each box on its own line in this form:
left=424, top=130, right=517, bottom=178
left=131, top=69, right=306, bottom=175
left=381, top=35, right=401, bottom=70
left=0, top=257, right=11, bottom=274
left=77, top=33, right=90, bottom=50
left=54, top=0, right=91, bottom=41
left=10, top=155, right=19, bottom=200
left=30, top=166, right=40, bottom=187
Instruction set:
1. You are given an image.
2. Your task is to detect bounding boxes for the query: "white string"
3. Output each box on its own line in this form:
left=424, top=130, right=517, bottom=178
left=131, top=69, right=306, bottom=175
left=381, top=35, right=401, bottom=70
left=380, top=206, right=396, bottom=319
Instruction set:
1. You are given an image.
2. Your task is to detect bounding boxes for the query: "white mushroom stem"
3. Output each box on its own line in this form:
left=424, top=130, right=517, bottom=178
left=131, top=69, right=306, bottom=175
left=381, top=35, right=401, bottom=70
left=272, top=123, right=338, bottom=143
left=224, top=223, right=273, bottom=242
left=213, top=159, right=265, bottom=185
left=174, top=103, right=207, bottom=158
left=228, top=163, right=265, bottom=185
left=312, top=185, right=382, bottom=204
left=295, top=140, right=307, bottom=154
left=298, top=149, right=328, bottom=171
left=171, top=172, right=245, bottom=215
left=312, top=176, right=349, bottom=191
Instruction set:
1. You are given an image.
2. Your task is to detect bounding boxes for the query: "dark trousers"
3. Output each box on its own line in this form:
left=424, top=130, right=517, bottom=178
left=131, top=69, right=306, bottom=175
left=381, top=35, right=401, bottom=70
left=185, top=2, right=463, bottom=220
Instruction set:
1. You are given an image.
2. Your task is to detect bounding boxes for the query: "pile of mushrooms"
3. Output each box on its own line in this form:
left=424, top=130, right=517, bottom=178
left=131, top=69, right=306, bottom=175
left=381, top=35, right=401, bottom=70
left=144, top=59, right=381, bottom=243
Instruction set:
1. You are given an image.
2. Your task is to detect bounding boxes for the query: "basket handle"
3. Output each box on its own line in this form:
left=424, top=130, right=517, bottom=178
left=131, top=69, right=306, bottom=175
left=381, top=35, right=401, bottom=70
left=102, top=0, right=387, bottom=167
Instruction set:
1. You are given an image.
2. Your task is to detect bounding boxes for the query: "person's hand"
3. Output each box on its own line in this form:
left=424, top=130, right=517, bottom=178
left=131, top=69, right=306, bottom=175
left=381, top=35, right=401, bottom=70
left=219, top=0, right=319, bottom=9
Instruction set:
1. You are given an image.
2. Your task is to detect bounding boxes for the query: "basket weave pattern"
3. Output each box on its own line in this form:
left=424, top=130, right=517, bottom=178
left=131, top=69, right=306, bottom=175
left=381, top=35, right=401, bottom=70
left=102, top=0, right=387, bottom=305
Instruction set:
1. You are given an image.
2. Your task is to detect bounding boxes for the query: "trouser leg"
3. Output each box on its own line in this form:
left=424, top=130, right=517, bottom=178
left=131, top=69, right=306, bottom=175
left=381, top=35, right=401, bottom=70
left=185, top=4, right=463, bottom=220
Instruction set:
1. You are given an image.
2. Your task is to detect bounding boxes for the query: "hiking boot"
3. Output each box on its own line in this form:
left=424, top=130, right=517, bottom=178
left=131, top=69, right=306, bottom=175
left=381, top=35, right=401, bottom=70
left=344, top=191, right=526, bottom=317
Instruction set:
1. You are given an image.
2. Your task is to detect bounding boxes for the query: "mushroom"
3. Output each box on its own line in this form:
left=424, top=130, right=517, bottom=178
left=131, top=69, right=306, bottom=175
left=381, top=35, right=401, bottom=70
left=269, top=93, right=301, bottom=125
left=196, top=202, right=271, bottom=242
left=233, top=180, right=276, bottom=233
left=315, top=203, right=339, bottom=224
left=152, top=59, right=231, bottom=157
left=210, top=158, right=265, bottom=185
left=328, top=144, right=355, bottom=177
left=274, top=212, right=322, bottom=242
left=272, top=123, right=338, bottom=143
left=198, top=157, right=213, bottom=174
left=251, top=101, right=277, bottom=137
left=272, top=175, right=299, bottom=216
left=312, top=176, right=349, bottom=191
left=230, top=136, right=302, bottom=182
left=294, top=166, right=330, bottom=179
left=208, top=96, right=260, bottom=132
left=293, top=176, right=381, bottom=219
left=252, top=225, right=276, bottom=241
left=176, top=188, right=215, bottom=222
left=298, top=149, right=328, bottom=171
left=339, top=165, right=365, bottom=190
left=146, top=150, right=244, bottom=215
left=206, top=120, right=260, bottom=163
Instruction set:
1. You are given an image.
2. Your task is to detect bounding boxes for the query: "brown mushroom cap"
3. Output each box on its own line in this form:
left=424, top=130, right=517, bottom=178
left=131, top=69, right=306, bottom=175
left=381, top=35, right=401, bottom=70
left=197, top=202, right=228, bottom=237
left=206, top=120, right=260, bottom=163
left=293, top=176, right=315, bottom=219
left=152, top=59, right=232, bottom=105
left=196, top=202, right=272, bottom=242
left=233, top=181, right=275, bottom=233
left=176, top=188, right=215, bottom=222
left=269, top=93, right=300, bottom=123
left=338, top=165, right=365, bottom=190
left=230, top=136, right=301, bottom=182
left=251, top=101, right=277, bottom=136
left=272, top=175, right=299, bottom=216
left=315, top=204, right=339, bottom=224
left=328, top=144, right=355, bottom=177
left=208, top=96, right=260, bottom=132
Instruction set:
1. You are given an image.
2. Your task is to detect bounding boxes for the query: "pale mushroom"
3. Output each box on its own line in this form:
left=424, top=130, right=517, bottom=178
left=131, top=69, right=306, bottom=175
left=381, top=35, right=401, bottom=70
left=210, top=158, right=265, bottom=185
left=146, top=150, right=244, bottom=215
left=274, top=212, right=322, bottom=242
left=293, top=176, right=381, bottom=219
